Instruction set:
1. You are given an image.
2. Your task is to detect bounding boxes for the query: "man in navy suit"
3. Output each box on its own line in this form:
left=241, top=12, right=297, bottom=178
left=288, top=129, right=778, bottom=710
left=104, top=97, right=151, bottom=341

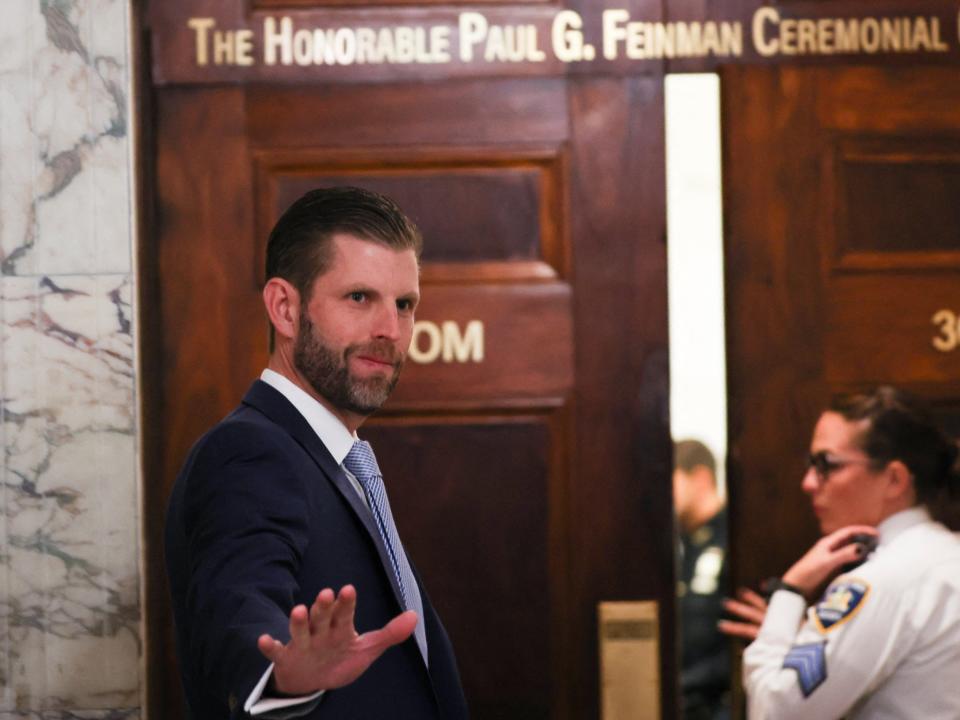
left=165, top=187, right=468, bottom=719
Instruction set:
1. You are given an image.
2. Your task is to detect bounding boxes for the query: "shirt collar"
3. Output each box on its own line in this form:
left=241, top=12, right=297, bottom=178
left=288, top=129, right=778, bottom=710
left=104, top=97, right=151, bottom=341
left=260, top=368, right=356, bottom=464
left=877, top=505, right=931, bottom=547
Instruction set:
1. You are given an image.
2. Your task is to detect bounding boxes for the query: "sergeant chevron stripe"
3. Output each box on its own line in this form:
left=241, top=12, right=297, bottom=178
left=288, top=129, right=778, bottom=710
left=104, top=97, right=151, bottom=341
left=782, top=641, right=828, bottom=698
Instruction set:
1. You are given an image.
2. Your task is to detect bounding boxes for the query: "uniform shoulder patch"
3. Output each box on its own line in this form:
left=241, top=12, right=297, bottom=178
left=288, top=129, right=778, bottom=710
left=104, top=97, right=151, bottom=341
left=812, top=578, right=871, bottom=633
left=782, top=641, right=827, bottom=698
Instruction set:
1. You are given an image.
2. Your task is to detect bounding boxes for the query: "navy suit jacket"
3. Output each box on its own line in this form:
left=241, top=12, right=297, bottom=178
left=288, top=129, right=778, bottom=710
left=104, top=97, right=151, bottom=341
left=165, top=380, right=468, bottom=719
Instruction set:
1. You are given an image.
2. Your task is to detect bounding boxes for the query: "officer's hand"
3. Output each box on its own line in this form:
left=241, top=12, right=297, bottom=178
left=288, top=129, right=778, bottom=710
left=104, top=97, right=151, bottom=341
left=782, top=525, right=878, bottom=598
left=257, top=585, right=418, bottom=695
left=719, top=587, right=768, bottom=641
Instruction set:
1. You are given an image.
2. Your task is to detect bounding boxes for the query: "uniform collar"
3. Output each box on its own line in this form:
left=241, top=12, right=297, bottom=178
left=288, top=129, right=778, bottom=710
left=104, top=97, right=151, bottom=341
left=877, top=506, right=931, bottom=547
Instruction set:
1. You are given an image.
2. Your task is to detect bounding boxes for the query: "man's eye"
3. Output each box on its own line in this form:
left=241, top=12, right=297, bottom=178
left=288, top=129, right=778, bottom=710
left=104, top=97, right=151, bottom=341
left=397, top=299, right=413, bottom=312
left=349, top=291, right=366, bottom=303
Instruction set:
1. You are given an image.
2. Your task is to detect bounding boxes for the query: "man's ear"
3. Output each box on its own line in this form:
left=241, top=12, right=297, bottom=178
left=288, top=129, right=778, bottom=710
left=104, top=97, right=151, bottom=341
left=885, top=459, right=915, bottom=503
left=263, top=278, right=300, bottom=341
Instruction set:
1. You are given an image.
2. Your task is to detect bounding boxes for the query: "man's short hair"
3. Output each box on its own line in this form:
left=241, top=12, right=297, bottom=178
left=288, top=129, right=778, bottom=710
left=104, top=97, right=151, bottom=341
left=265, top=186, right=423, bottom=301
left=674, top=439, right=717, bottom=479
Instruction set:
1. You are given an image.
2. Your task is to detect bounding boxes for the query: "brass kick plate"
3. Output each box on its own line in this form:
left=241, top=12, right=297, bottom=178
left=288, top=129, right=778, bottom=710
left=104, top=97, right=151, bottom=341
left=598, top=601, right=660, bottom=719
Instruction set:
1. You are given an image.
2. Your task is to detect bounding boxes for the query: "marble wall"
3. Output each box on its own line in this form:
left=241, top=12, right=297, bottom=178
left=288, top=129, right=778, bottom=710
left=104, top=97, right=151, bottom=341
left=0, top=0, right=141, bottom=717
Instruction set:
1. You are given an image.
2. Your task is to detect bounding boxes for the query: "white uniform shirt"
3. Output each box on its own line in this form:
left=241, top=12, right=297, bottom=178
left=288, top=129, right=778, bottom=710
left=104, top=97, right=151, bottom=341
left=744, top=507, right=960, bottom=720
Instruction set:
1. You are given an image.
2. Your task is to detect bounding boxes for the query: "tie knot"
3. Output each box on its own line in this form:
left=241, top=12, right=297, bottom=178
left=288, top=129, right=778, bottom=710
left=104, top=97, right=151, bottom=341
left=344, top=440, right=381, bottom=486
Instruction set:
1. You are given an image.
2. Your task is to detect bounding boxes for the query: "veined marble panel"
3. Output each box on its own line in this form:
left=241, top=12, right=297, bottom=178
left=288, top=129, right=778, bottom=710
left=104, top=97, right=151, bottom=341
left=1, top=274, right=139, bottom=710
left=0, top=0, right=132, bottom=278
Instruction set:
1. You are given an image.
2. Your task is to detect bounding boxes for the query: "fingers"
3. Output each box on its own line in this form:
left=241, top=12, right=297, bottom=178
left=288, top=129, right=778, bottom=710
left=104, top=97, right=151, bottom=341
left=825, top=525, right=878, bottom=551
left=288, top=604, right=311, bottom=646
left=329, top=585, right=358, bottom=632
left=257, top=633, right=285, bottom=662
left=362, top=610, right=418, bottom=651
left=723, top=597, right=766, bottom=625
left=309, top=588, right=336, bottom=631
left=738, top=587, right=768, bottom=611
left=718, top=619, right=760, bottom=641
left=287, top=586, right=359, bottom=647
left=838, top=541, right=867, bottom=566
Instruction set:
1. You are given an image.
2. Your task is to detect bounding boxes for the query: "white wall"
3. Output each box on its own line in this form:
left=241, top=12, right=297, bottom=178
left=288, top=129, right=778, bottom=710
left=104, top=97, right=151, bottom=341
left=665, top=73, right=727, bottom=493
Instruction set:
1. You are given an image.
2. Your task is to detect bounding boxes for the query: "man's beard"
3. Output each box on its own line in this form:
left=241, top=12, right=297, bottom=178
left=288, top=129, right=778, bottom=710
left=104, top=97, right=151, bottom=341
left=293, top=314, right=403, bottom=416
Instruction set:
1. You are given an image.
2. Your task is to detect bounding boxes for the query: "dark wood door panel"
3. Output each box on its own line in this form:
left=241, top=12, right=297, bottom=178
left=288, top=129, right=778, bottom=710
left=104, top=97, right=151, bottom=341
left=391, top=282, right=574, bottom=408
left=826, top=276, right=960, bottom=385
left=723, top=65, right=826, bottom=586
left=726, top=64, right=960, bottom=590
left=246, top=80, right=570, bottom=148
left=155, top=86, right=267, bottom=485
left=564, top=75, right=674, bottom=719
left=817, top=66, right=960, bottom=133
left=363, top=414, right=564, bottom=719
left=252, top=143, right=571, bottom=284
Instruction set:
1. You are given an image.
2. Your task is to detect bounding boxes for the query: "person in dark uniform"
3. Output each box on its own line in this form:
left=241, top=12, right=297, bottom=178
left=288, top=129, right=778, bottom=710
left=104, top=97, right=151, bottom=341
left=674, top=439, right=730, bottom=720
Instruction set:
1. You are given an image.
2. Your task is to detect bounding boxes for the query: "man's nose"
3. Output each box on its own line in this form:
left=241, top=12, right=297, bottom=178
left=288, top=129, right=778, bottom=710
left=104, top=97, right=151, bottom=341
left=372, top=304, right=401, bottom=340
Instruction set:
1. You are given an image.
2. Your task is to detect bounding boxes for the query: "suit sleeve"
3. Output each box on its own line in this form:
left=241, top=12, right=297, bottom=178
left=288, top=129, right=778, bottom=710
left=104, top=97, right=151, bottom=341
left=180, top=423, right=311, bottom=712
left=744, top=580, right=907, bottom=720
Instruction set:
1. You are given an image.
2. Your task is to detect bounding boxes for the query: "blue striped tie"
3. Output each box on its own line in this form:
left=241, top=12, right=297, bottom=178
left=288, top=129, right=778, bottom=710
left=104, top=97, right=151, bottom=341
left=343, top=440, right=427, bottom=662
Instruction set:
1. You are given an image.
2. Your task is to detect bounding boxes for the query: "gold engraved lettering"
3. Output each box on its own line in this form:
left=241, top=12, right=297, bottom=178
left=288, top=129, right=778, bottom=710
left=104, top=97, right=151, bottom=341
left=187, top=17, right=216, bottom=66
left=457, top=13, right=544, bottom=64
left=861, top=18, right=881, bottom=53
left=797, top=19, right=817, bottom=54
left=262, top=16, right=451, bottom=67
left=189, top=18, right=253, bottom=67
left=213, top=29, right=235, bottom=65
left=752, top=8, right=779, bottom=57
left=721, top=22, right=743, bottom=56
left=553, top=11, right=590, bottom=62
left=932, top=309, right=960, bottom=352
left=482, top=24, right=544, bottom=62
left=604, top=12, right=741, bottom=60
left=700, top=23, right=721, bottom=55
left=263, top=17, right=292, bottom=65
left=750, top=11, right=948, bottom=58
left=442, top=320, right=484, bottom=362
left=235, top=30, right=254, bottom=66
left=882, top=18, right=903, bottom=51
left=459, top=12, right=487, bottom=62
left=602, top=10, right=629, bottom=59
left=431, top=27, right=452, bottom=63
left=818, top=18, right=835, bottom=54
left=780, top=19, right=797, bottom=55
left=834, top=19, right=860, bottom=52
left=410, top=320, right=485, bottom=364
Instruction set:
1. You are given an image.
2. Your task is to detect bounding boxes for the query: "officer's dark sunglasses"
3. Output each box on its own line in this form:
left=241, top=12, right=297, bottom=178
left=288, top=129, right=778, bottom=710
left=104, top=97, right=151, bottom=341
left=806, top=451, right=871, bottom=483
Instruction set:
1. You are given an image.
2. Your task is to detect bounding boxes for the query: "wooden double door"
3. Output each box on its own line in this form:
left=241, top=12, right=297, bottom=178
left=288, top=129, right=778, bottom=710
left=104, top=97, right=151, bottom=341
left=724, top=64, right=960, bottom=592
left=140, top=7, right=675, bottom=720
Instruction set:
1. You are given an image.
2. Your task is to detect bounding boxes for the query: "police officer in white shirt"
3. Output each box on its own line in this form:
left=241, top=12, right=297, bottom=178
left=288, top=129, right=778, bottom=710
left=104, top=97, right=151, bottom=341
left=734, top=387, right=960, bottom=719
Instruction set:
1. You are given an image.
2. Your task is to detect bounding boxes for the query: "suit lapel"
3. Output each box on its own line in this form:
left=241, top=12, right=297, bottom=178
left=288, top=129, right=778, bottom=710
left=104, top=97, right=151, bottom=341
left=241, top=380, right=408, bottom=612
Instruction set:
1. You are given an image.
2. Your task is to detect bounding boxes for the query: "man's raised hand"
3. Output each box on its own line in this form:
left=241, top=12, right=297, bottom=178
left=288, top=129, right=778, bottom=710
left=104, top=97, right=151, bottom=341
left=257, top=585, right=418, bottom=695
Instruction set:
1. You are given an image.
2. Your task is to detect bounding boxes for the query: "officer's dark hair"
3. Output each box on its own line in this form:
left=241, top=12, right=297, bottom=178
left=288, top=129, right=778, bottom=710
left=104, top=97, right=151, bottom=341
left=266, top=186, right=423, bottom=303
left=831, top=386, right=960, bottom=511
left=674, top=439, right=717, bottom=482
